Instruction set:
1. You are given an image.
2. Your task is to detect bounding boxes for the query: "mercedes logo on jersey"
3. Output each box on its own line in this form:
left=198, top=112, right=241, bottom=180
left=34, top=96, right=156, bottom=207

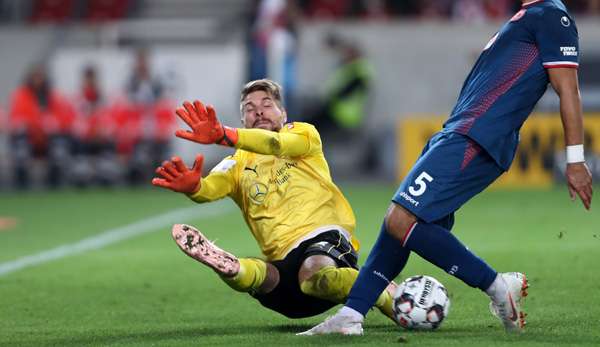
left=561, top=16, right=571, bottom=27
left=249, top=182, right=268, bottom=204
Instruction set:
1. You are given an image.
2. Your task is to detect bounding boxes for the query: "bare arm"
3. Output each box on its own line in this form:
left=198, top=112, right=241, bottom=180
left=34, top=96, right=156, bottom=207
left=548, top=67, right=593, bottom=210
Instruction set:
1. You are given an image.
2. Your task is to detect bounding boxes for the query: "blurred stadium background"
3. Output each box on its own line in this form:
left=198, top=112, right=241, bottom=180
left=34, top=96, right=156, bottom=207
left=0, top=0, right=598, bottom=188
left=1, top=1, right=599, bottom=346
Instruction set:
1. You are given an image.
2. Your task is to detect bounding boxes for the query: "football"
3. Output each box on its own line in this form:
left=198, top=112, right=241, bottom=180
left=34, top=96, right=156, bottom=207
left=393, top=275, right=450, bottom=330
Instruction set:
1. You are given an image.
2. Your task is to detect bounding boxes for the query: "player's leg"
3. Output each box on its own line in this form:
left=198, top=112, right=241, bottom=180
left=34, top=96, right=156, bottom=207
left=10, top=132, right=33, bottom=189
left=46, top=134, right=72, bottom=188
left=298, top=221, right=411, bottom=336
left=375, top=134, right=527, bottom=332
left=383, top=137, right=528, bottom=332
left=297, top=255, right=397, bottom=321
left=171, top=224, right=279, bottom=294
left=299, top=133, right=526, bottom=335
left=221, top=258, right=280, bottom=294
left=298, top=133, right=449, bottom=336
left=299, top=134, right=452, bottom=335
left=386, top=203, right=529, bottom=332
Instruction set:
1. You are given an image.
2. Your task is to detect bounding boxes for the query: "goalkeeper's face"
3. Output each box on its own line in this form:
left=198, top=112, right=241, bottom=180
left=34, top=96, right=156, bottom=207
left=241, top=90, right=287, bottom=131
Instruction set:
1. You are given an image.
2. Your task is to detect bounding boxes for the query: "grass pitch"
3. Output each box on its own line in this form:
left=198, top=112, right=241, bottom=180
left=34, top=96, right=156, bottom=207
left=0, top=185, right=599, bottom=346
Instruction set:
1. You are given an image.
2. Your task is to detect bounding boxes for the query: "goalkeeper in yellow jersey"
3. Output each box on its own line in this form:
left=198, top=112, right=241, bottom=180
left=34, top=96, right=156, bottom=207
left=152, top=79, right=394, bottom=321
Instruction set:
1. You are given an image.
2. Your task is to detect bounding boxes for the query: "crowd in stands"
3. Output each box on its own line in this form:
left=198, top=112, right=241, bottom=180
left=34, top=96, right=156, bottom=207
left=297, top=0, right=600, bottom=20
left=28, top=0, right=132, bottom=23
left=9, top=0, right=599, bottom=25
left=2, top=0, right=598, bottom=190
left=1, top=49, right=175, bottom=189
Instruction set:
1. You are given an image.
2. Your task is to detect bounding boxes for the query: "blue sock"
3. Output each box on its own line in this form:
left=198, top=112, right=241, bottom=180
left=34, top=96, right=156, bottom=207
left=404, top=222, right=497, bottom=290
left=346, top=222, right=411, bottom=316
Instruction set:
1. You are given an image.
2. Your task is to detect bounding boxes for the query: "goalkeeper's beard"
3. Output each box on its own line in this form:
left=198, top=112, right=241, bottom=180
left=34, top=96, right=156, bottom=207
left=251, top=119, right=280, bottom=131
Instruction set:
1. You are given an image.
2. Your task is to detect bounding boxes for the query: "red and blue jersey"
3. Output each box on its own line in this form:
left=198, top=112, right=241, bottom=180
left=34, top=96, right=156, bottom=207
left=443, top=0, right=579, bottom=170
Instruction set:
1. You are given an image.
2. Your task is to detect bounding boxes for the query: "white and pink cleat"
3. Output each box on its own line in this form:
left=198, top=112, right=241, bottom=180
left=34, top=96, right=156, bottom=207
left=171, top=224, right=240, bottom=277
left=489, top=272, right=529, bottom=333
left=296, top=310, right=364, bottom=336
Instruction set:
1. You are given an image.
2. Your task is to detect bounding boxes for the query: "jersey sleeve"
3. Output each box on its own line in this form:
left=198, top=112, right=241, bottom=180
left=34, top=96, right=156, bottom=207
left=187, top=155, right=239, bottom=203
left=235, top=122, right=321, bottom=158
left=533, top=8, right=579, bottom=69
left=281, top=122, right=322, bottom=156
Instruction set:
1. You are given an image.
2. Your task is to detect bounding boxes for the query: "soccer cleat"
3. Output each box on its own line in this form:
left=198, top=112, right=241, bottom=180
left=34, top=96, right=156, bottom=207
left=489, top=272, right=529, bottom=333
left=297, top=311, right=364, bottom=336
left=171, top=224, right=240, bottom=277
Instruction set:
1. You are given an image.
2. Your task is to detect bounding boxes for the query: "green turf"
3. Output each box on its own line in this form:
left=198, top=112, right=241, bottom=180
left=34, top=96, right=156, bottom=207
left=0, top=185, right=599, bottom=346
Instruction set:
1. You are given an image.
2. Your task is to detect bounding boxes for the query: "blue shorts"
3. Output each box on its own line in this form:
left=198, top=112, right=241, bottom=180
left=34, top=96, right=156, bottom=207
left=393, top=132, right=504, bottom=229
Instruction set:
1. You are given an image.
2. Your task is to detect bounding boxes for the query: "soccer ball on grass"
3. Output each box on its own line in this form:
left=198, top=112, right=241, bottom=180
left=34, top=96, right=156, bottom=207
left=393, top=275, right=450, bottom=330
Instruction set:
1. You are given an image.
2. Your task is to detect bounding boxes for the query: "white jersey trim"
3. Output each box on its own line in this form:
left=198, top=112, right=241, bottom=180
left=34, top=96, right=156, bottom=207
left=522, top=0, right=543, bottom=7
left=282, top=225, right=353, bottom=258
left=543, top=61, right=579, bottom=67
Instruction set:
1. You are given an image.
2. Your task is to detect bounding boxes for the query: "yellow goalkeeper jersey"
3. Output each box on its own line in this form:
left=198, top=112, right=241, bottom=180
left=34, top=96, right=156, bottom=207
left=188, top=122, right=358, bottom=261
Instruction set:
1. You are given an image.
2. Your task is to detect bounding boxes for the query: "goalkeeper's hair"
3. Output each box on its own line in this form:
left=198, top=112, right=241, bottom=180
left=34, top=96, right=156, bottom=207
left=240, top=79, right=284, bottom=113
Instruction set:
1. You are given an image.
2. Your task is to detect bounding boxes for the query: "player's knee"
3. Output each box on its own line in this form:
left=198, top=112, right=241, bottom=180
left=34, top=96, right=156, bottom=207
left=298, top=255, right=336, bottom=284
left=384, top=202, right=417, bottom=242
left=299, top=266, right=336, bottom=297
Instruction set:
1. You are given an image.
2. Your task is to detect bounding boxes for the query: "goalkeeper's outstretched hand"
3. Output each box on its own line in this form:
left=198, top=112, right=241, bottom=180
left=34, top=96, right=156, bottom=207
left=152, top=155, right=204, bottom=194
left=175, top=100, right=238, bottom=146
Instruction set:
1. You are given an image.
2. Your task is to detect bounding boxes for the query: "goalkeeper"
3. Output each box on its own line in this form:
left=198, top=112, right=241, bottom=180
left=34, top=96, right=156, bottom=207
left=152, top=79, right=395, bottom=319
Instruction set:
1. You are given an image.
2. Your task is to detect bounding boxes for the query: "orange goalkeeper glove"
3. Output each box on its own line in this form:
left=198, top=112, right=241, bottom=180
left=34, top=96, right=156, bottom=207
left=175, top=100, right=238, bottom=146
left=151, top=155, right=204, bottom=194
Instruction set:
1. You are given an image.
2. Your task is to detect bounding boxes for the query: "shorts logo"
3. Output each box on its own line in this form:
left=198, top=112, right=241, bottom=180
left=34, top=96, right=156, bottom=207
left=249, top=182, right=268, bottom=204
left=399, top=191, right=419, bottom=207
left=561, top=16, right=570, bottom=27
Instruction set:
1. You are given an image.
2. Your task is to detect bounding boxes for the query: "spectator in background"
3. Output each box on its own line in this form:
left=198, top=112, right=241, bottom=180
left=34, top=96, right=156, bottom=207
left=247, top=0, right=300, bottom=114
left=127, top=48, right=163, bottom=105
left=124, top=48, right=174, bottom=185
left=301, top=0, right=352, bottom=19
left=384, top=0, right=420, bottom=17
left=416, top=0, right=453, bottom=19
left=8, top=63, right=75, bottom=189
left=451, top=0, right=487, bottom=23
left=299, top=0, right=392, bottom=19
left=72, top=65, right=119, bottom=187
left=452, top=0, right=512, bottom=23
left=592, top=0, right=600, bottom=14
left=482, top=0, right=513, bottom=19
left=307, top=33, right=373, bottom=142
left=578, top=0, right=600, bottom=14
left=297, top=33, right=374, bottom=174
left=0, top=103, right=5, bottom=134
left=357, top=0, right=391, bottom=20
left=0, top=103, right=5, bottom=187
left=296, top=0, right=599, bottom=19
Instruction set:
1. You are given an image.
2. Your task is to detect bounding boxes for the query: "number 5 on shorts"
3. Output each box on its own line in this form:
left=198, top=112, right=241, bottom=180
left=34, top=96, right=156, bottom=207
left=408, top=172, right=433, bottom=197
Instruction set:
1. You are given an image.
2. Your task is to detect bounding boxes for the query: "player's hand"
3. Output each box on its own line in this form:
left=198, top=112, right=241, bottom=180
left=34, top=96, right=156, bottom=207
left=152, top=155, right=204, bottom=194
left=566, top=162, right=593, bottom=210
left=174, top=100, right=238, bottom=146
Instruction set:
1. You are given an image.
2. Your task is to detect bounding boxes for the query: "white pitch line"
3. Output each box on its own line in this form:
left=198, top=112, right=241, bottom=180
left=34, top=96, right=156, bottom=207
left=0, top=201, right=233, bottom=277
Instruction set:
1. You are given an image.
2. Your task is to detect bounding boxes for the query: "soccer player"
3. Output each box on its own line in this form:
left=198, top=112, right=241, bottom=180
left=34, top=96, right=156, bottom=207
left=152, top=79, right=395, bottom=320
left=300, top=0, right=593, bottom=335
